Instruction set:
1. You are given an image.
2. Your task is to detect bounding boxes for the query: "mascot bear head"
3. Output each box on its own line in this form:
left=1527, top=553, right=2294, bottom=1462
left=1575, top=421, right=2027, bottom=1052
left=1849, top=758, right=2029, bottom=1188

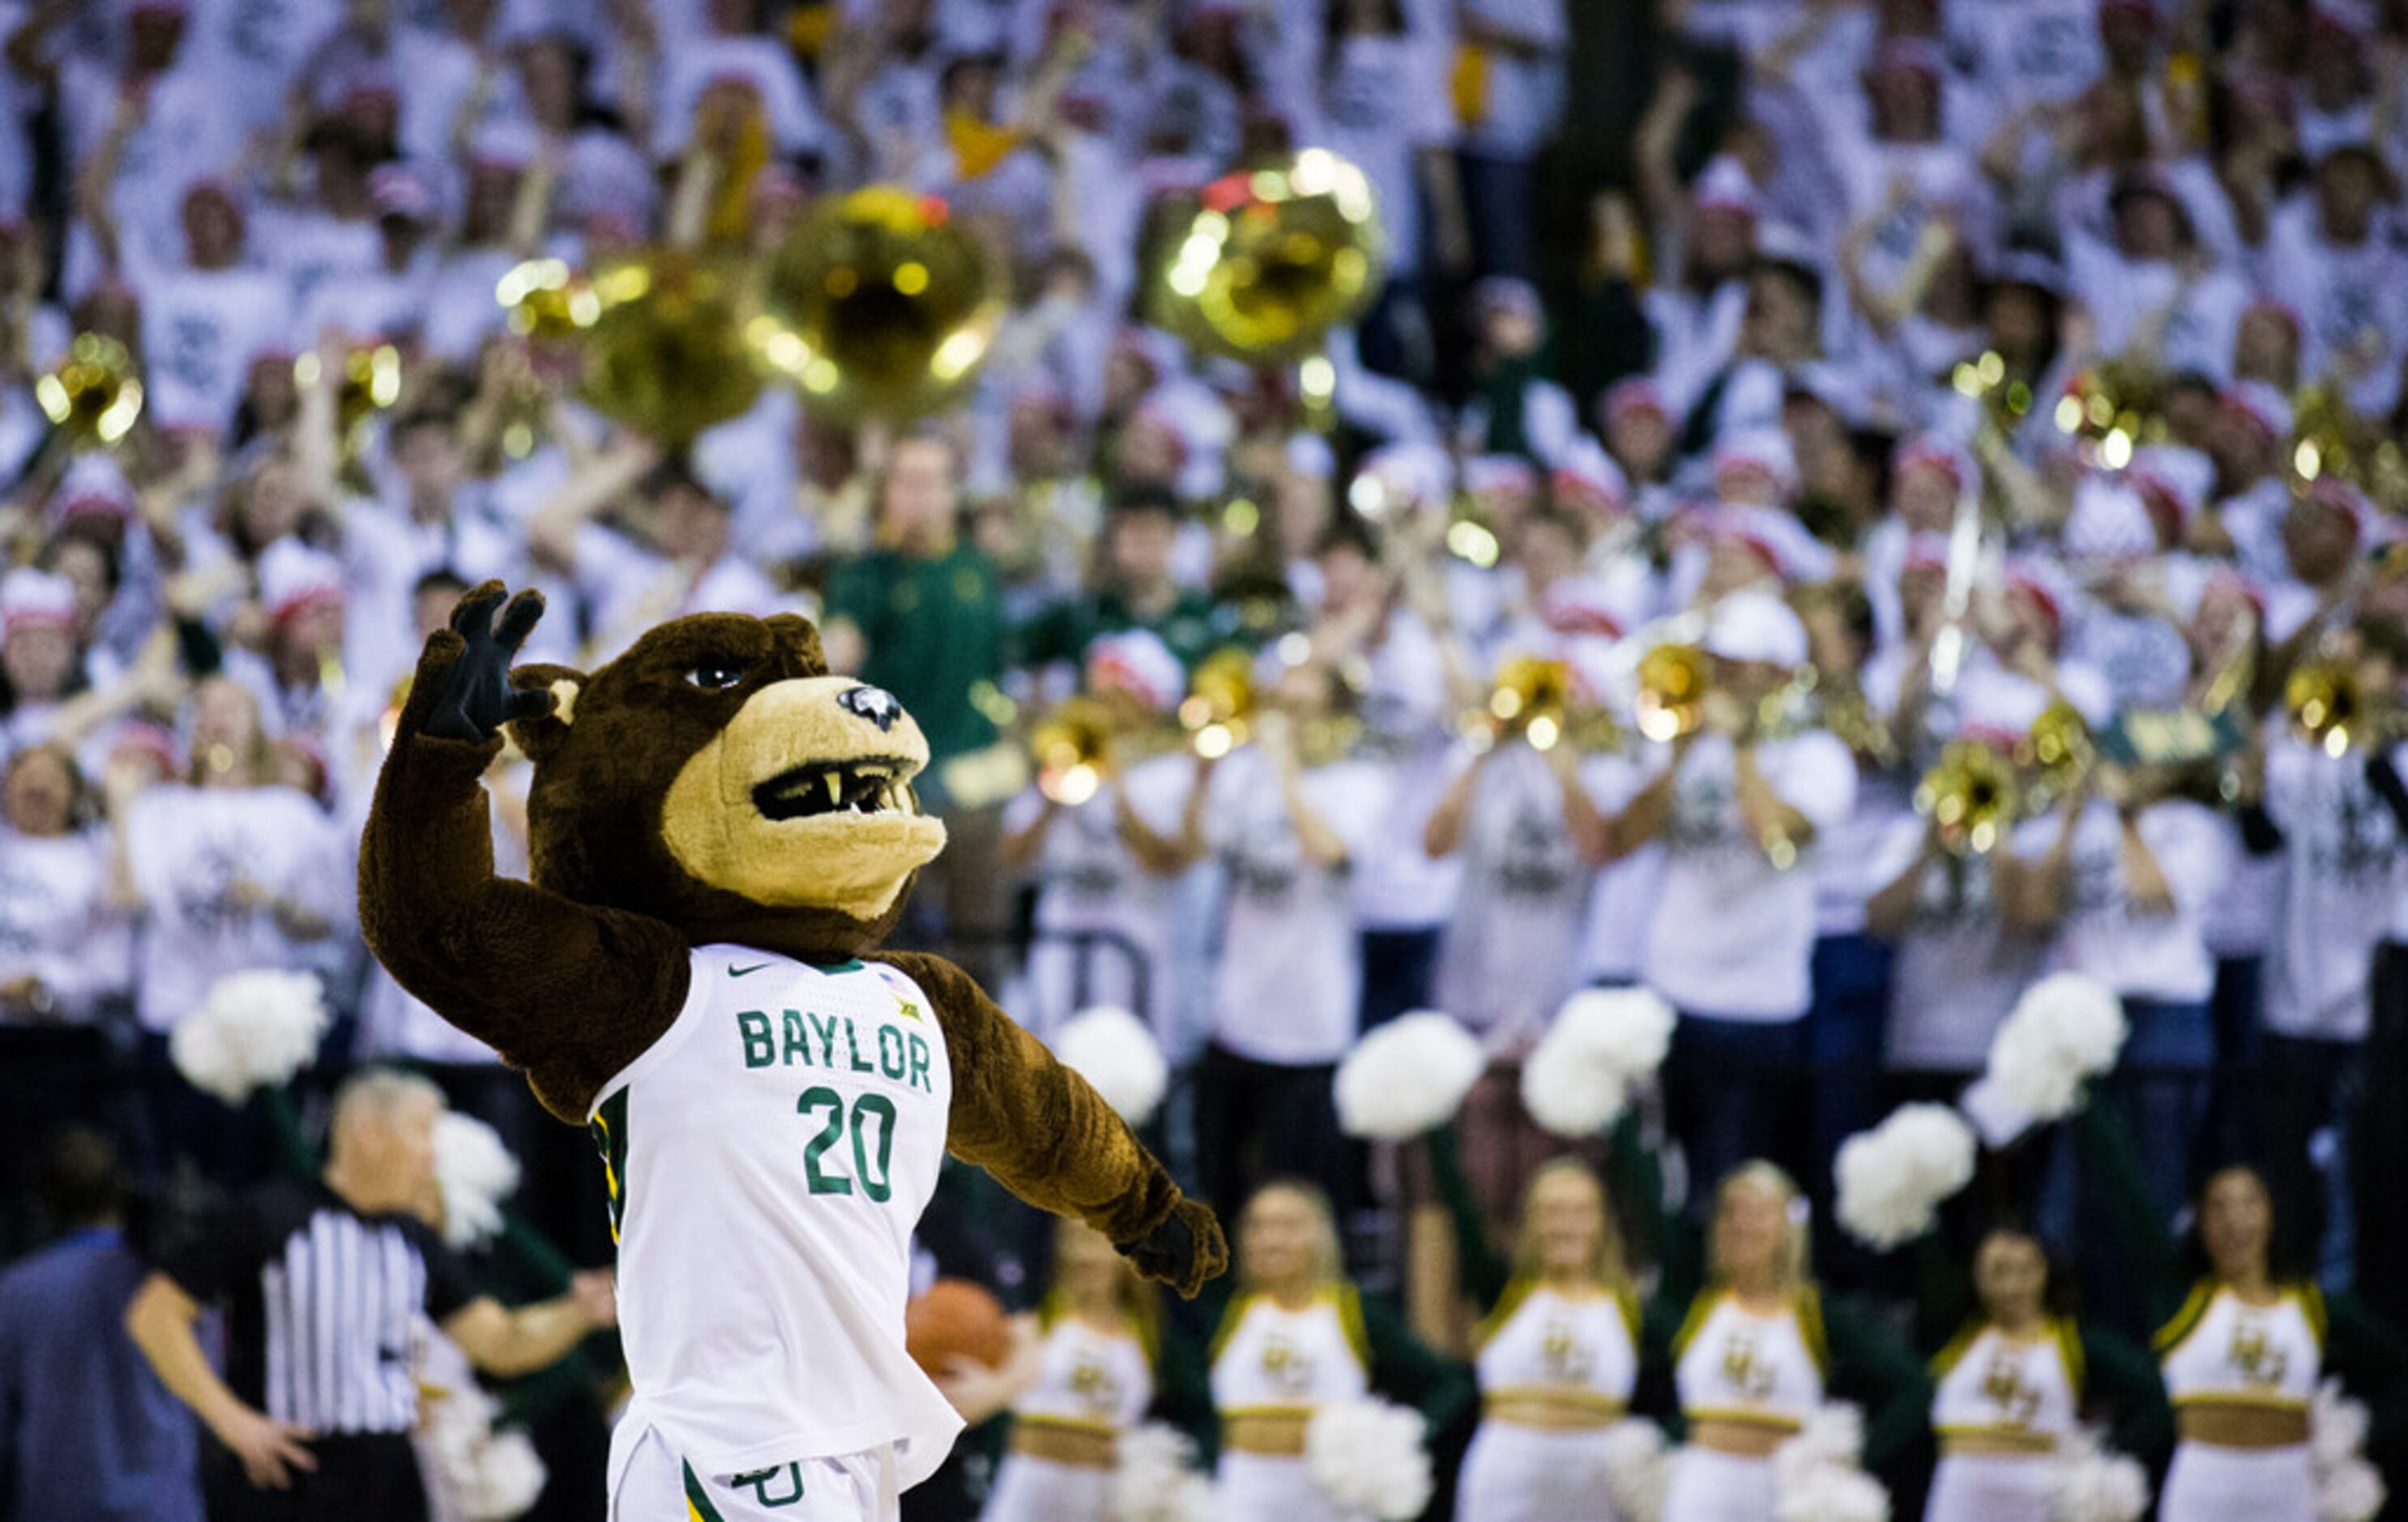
left=504, top=610, right=944, bottom=962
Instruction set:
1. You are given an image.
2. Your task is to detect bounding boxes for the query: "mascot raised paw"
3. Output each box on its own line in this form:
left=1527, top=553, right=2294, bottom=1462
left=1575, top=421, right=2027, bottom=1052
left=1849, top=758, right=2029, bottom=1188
left=361, top=584, right=1227, bottom=1520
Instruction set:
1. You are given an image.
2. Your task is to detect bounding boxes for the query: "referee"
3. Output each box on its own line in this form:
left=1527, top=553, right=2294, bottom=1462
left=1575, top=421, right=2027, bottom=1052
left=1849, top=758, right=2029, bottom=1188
left=123, top=1070, right=616, bottom=1520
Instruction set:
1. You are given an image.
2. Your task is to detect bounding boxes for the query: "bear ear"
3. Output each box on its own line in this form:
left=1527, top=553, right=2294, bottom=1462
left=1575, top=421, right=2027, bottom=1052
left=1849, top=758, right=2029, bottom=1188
left=506, top=664, right=585, bottom=766
left=766, top=614, right=828, bottom=677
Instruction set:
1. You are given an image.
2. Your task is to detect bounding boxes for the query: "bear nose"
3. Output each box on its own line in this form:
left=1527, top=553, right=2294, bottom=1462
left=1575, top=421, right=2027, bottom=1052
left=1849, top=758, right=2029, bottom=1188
left=838, top=685, right=903, bottom=732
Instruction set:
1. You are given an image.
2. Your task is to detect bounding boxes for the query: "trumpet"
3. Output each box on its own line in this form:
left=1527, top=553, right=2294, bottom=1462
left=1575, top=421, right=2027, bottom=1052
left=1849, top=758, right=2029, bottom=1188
left=1915, top=741, right=2019, bottom=854
left=1032, top=696, right=1116, bottom=806
left=1180, top=648, right=1257, bottom=759
left=2284, top=658, right=2385, bottom=757
left=36, top=333, right=143, bottom=447
left=1479, top=655, right=1573, bottom=751
left=2016, top=699, right=2094, bottom=809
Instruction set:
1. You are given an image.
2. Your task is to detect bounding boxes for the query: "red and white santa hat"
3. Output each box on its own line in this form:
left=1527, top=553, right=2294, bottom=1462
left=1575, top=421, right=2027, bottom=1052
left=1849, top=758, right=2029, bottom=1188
left=1702, top=589, right=1809, bottom=667
left=1712, top=428, right=1799, bottom=502
left=1693, top=155, right=1763, bottom=222
left=257, top=540, right=348, bottom=626
left=49, top=455, right=136, bottom=526
left=1716, top=503, right=1835, bottom=584
left=1084, top=631, right=1187, bottom=716
left=2219, top=381, right=2294, bottom=446
left=1, top=567, right=76, bottom=640
left=1550, top=437, right=1629, bottom=519
left=1602, top=376, right=1667, bottom=430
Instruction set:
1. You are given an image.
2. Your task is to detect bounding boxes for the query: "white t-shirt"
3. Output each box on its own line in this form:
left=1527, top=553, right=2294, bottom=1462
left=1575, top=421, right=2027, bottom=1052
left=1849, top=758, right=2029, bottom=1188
left=1455, top=0, right=1567, bottom=160
left=1002, top=752, right=1194, bottom=1043
left=2015, top=798, right=2227, bottom=1004
left=2261, top=735, right=2402, bottom=1039
left=1642, top=731, right=1856, bottom=1021
left=1877, top=821, right=2047, bottom=1071
left=134, top=265, right=290, bottom=434
left=1954, top=0, right=2105, bottom=113
left=574, top=528, right=800, bottom=661
left=0, top=828, right=130, bottom=1023
left=1298, top=32, right=1456, bottom=279
left=1432, top=741, right=1605, bottom=1038
left=1206, top=746, right=1390, bottom=1064
left=1349, top=610, right=1464, bottom=930
left=124, top=785, right=348, bottom=1032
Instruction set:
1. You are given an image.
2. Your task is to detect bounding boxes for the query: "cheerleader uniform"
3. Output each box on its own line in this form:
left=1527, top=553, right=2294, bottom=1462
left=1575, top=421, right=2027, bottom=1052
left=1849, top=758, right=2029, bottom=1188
left=1211, top=1289, right=1374, bottom=1522
left=1660, top=1290, right=1828, bottom=1522
left=981, top=1305, right=1153, bottom=1522
left=1457, top=1280, right=1642, bottom=1522
left=1922, top=1320, right=2083, bottom=1522
left=2154, top=1283, right=2323, bottom=1522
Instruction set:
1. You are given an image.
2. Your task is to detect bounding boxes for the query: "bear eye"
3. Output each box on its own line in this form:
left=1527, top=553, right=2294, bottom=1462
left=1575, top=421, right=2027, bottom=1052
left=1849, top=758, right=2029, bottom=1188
left=684, top=662, right=746, bottom=690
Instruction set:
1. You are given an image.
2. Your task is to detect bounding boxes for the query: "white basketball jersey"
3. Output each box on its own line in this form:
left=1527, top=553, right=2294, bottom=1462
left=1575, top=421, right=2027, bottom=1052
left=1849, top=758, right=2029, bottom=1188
left=2159, top=1284, right=2323, bottom=1411
left=1210, top=1292, right=1372, bottom=1415
left=1930, top=1321, right=2081, bottom=1442
left=1011, top=1309, right=1154, bottom=1434
left=1474, top=1281, right=1642, bottom=1409
left=1673, top=1291, right=1826, bottom=1432
left=590, top=945, right=963, bottom=1482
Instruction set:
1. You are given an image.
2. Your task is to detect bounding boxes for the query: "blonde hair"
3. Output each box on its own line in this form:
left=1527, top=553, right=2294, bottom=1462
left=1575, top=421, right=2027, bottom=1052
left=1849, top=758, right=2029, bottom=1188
left=1046, top=1217, right=1163, bottom=1358
left=331, top=1068, right=445, bottom=1146
left=1238, top=1179, right=1345, bottom=1294
left=1511, top=1157, right=1629, bottom=1290
left=1711, top=1160, right=1812, bottom=1289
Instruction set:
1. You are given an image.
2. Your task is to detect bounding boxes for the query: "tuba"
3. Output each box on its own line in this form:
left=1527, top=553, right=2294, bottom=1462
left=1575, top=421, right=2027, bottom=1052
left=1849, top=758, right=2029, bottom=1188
left=1031, top=696, right=1116, bottom=806
left=36, top=333, right=143, bottom=447
left=1146, top=150, right=1385, bottom=369
left=580, top=250, right=766, bottom=447
left=1181, top=648, right=1257, bottom=759
left=1915, top=741, right=2019, bottom=854
left=758, top=186, right=1003, bottom=422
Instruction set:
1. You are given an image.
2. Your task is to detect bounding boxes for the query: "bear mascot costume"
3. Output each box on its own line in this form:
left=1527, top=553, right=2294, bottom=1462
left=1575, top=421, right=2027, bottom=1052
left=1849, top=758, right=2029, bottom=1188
left=361, top=585, right=1225, bottom=1520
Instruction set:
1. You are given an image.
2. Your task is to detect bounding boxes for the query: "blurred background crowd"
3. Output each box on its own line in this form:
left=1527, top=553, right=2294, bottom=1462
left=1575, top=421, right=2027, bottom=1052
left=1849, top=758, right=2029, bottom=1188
left=5, top=0, right=2408, bottom=1516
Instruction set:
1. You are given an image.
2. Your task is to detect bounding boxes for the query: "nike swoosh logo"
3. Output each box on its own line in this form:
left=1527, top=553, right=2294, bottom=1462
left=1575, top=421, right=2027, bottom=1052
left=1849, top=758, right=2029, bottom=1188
left=728, top=963, right=773, bottom=978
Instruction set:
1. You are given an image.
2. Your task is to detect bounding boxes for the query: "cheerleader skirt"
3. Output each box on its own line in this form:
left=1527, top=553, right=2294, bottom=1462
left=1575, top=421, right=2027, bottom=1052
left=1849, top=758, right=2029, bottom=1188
left=1922, top=1453, right=2054, bottom=1522
left=1456, top=1422, right=1622, bottom=1522
left=1216, top=1451, right=1368, bottom=1522
left=2158, top=1442, right=2316, bottom=1522
left=1659, top=1446, right=1775, bottom=1522
left=979, top=1452, right=1113, bottom=1522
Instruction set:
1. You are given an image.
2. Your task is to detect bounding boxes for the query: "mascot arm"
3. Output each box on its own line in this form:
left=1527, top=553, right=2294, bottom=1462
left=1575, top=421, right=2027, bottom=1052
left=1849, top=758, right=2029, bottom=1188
left=360, top=586, right=691, bottom=1122
left=873, top=951, right=1228, bottom=1299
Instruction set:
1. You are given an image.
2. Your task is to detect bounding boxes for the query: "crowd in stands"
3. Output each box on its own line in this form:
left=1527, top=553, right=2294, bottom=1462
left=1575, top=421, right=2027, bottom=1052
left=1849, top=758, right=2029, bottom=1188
left=4, top=0, right=2408, bottom=1516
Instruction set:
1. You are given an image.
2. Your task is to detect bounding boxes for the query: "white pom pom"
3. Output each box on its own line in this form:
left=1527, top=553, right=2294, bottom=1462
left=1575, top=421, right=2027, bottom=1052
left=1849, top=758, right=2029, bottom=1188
left=1550, top=988, right=1679, bottom=1080
left=1054, top=1006, right=1169, bottom=1127
left=1599, top=1420, right=1672, bottom=1522
left=2314, top=1379, right=2371, bottom=1468
left=1986, top=973, right=2127, bottom=1122
left=1521, top=1050, right=1629, bottom=1137
left=1112, top=1423, right=1215, bottom=1522
left=458, top=1429, right=547, bottom=1520
left=2051, top=1434, right=2150, bottom=1522
left=169, top=969, right=330, bottom=1105
left=1304, top=1398, right=1432, bottom=1520
left=433, top=1111, right=522, bottom=1250
left=1774, top=1464, right=1890, bottom=1522
left=2319, top=1456, right=2386, bottom=1522
left=1334, top=1011, right=1486, bottom=1138
left=1834, top=1104, right=1978, bottom=1250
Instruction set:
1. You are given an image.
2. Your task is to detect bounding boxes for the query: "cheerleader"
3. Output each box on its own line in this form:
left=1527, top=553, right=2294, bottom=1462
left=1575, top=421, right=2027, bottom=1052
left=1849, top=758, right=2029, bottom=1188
left=2080, top=1105, right=2408, bottom=1521
left=1911, top=1226, right=2167, bottom=1522
left=1209, top=1181, right=1472, bottom=1522
left=980, top=1221, right=1163, bottom=1522
left=1426, top=1123, right=1651, bottom=1522
left=1654, top=1163, right=1928, bottom=1522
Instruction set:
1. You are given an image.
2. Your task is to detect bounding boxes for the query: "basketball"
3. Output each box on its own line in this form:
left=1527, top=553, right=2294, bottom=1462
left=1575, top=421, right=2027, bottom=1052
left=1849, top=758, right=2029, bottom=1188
left=905, top=1277, right=1012, bottom=1375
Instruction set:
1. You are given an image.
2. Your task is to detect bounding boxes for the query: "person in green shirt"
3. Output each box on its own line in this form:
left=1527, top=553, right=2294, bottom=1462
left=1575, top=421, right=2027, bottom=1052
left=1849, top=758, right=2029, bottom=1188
left=821, top=432, right=1015, bottom=982
left=1016, top=484, right=1227, bottom=679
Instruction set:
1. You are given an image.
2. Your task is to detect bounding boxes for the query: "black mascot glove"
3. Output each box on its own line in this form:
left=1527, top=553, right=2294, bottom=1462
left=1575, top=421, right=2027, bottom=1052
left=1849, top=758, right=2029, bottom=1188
left=1120, top=1199, right=1228, bottom=1300
left=421, top=584, right=553, bottom=743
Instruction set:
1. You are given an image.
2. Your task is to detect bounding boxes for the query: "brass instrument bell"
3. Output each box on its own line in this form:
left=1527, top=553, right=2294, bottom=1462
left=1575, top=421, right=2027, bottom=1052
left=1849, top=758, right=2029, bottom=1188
left=580, top=250, right=766, bottom=447
left=1635, top=643, right=1710, bottom=743
left=1181, top=648, right=1257, bottom=759
left=36, top=333, right=143, bottom=447
left=1147, top=150, right=1385, bottom=365
left=1032, top=696, right=1116, bottom=806
left=1915, top=741, right=2019, bottom=854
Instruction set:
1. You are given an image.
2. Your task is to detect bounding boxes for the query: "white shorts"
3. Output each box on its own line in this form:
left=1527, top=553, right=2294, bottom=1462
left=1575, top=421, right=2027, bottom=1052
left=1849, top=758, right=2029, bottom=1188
left=1456, top=1422, right=1621, bottom=1522
left=978, top=1452, right=1114, bottom=1522
left=1659, top=1446, right=1774, bottom=1522
left=608, top=1422, right=901, bottom=1522
left=2159, top=1441, right=2316, bottom=1522
left=1923, top=1453, right=2053, bottom=1522
left=1215, top=1451, right=1367, bottom=1522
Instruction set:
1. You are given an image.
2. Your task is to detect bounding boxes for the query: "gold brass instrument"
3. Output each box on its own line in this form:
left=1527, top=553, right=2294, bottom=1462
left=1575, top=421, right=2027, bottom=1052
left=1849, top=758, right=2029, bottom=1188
left=497, top=258, right=600, bottom=348
left=1181, top=648, right=1257, bottom=759
left=1147, top=150, right=1385, bottom=366
left=2050, top=359, right=2165, bottom=472
left=36, top=333, right=143, bottom=447
left=2016, top=699, right=2094, bottom=810
left=1484, top=655, right=1572, bottom=752
left=1915, top=741, right=2019, bottom=855
left=758, top=186, right=1002, bottom=421
left=1032, top=696, right=1115, bottom=806
left=1949, top=348, right=2035, bottom=441
left=2286, top=658, right=2367, bottom=758
left=1634, top=643, right=1710, bottom=743
left=581, top=250, right=765, bottom=447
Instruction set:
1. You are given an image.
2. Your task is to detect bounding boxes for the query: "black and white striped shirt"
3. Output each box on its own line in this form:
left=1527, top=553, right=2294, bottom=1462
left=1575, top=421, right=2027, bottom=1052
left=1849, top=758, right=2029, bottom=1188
left=162, top=1180, right=475, bottom=1436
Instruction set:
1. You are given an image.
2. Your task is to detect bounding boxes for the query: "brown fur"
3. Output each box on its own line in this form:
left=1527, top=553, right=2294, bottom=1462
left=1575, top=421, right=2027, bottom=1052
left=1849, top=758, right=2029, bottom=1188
left=360, top=601, right=1224, bottom=1293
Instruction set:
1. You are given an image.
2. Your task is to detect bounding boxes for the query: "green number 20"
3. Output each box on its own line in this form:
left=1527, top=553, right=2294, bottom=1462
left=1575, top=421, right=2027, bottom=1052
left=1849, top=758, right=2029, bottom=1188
left=797, top=1087, right=898, bottom=1203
